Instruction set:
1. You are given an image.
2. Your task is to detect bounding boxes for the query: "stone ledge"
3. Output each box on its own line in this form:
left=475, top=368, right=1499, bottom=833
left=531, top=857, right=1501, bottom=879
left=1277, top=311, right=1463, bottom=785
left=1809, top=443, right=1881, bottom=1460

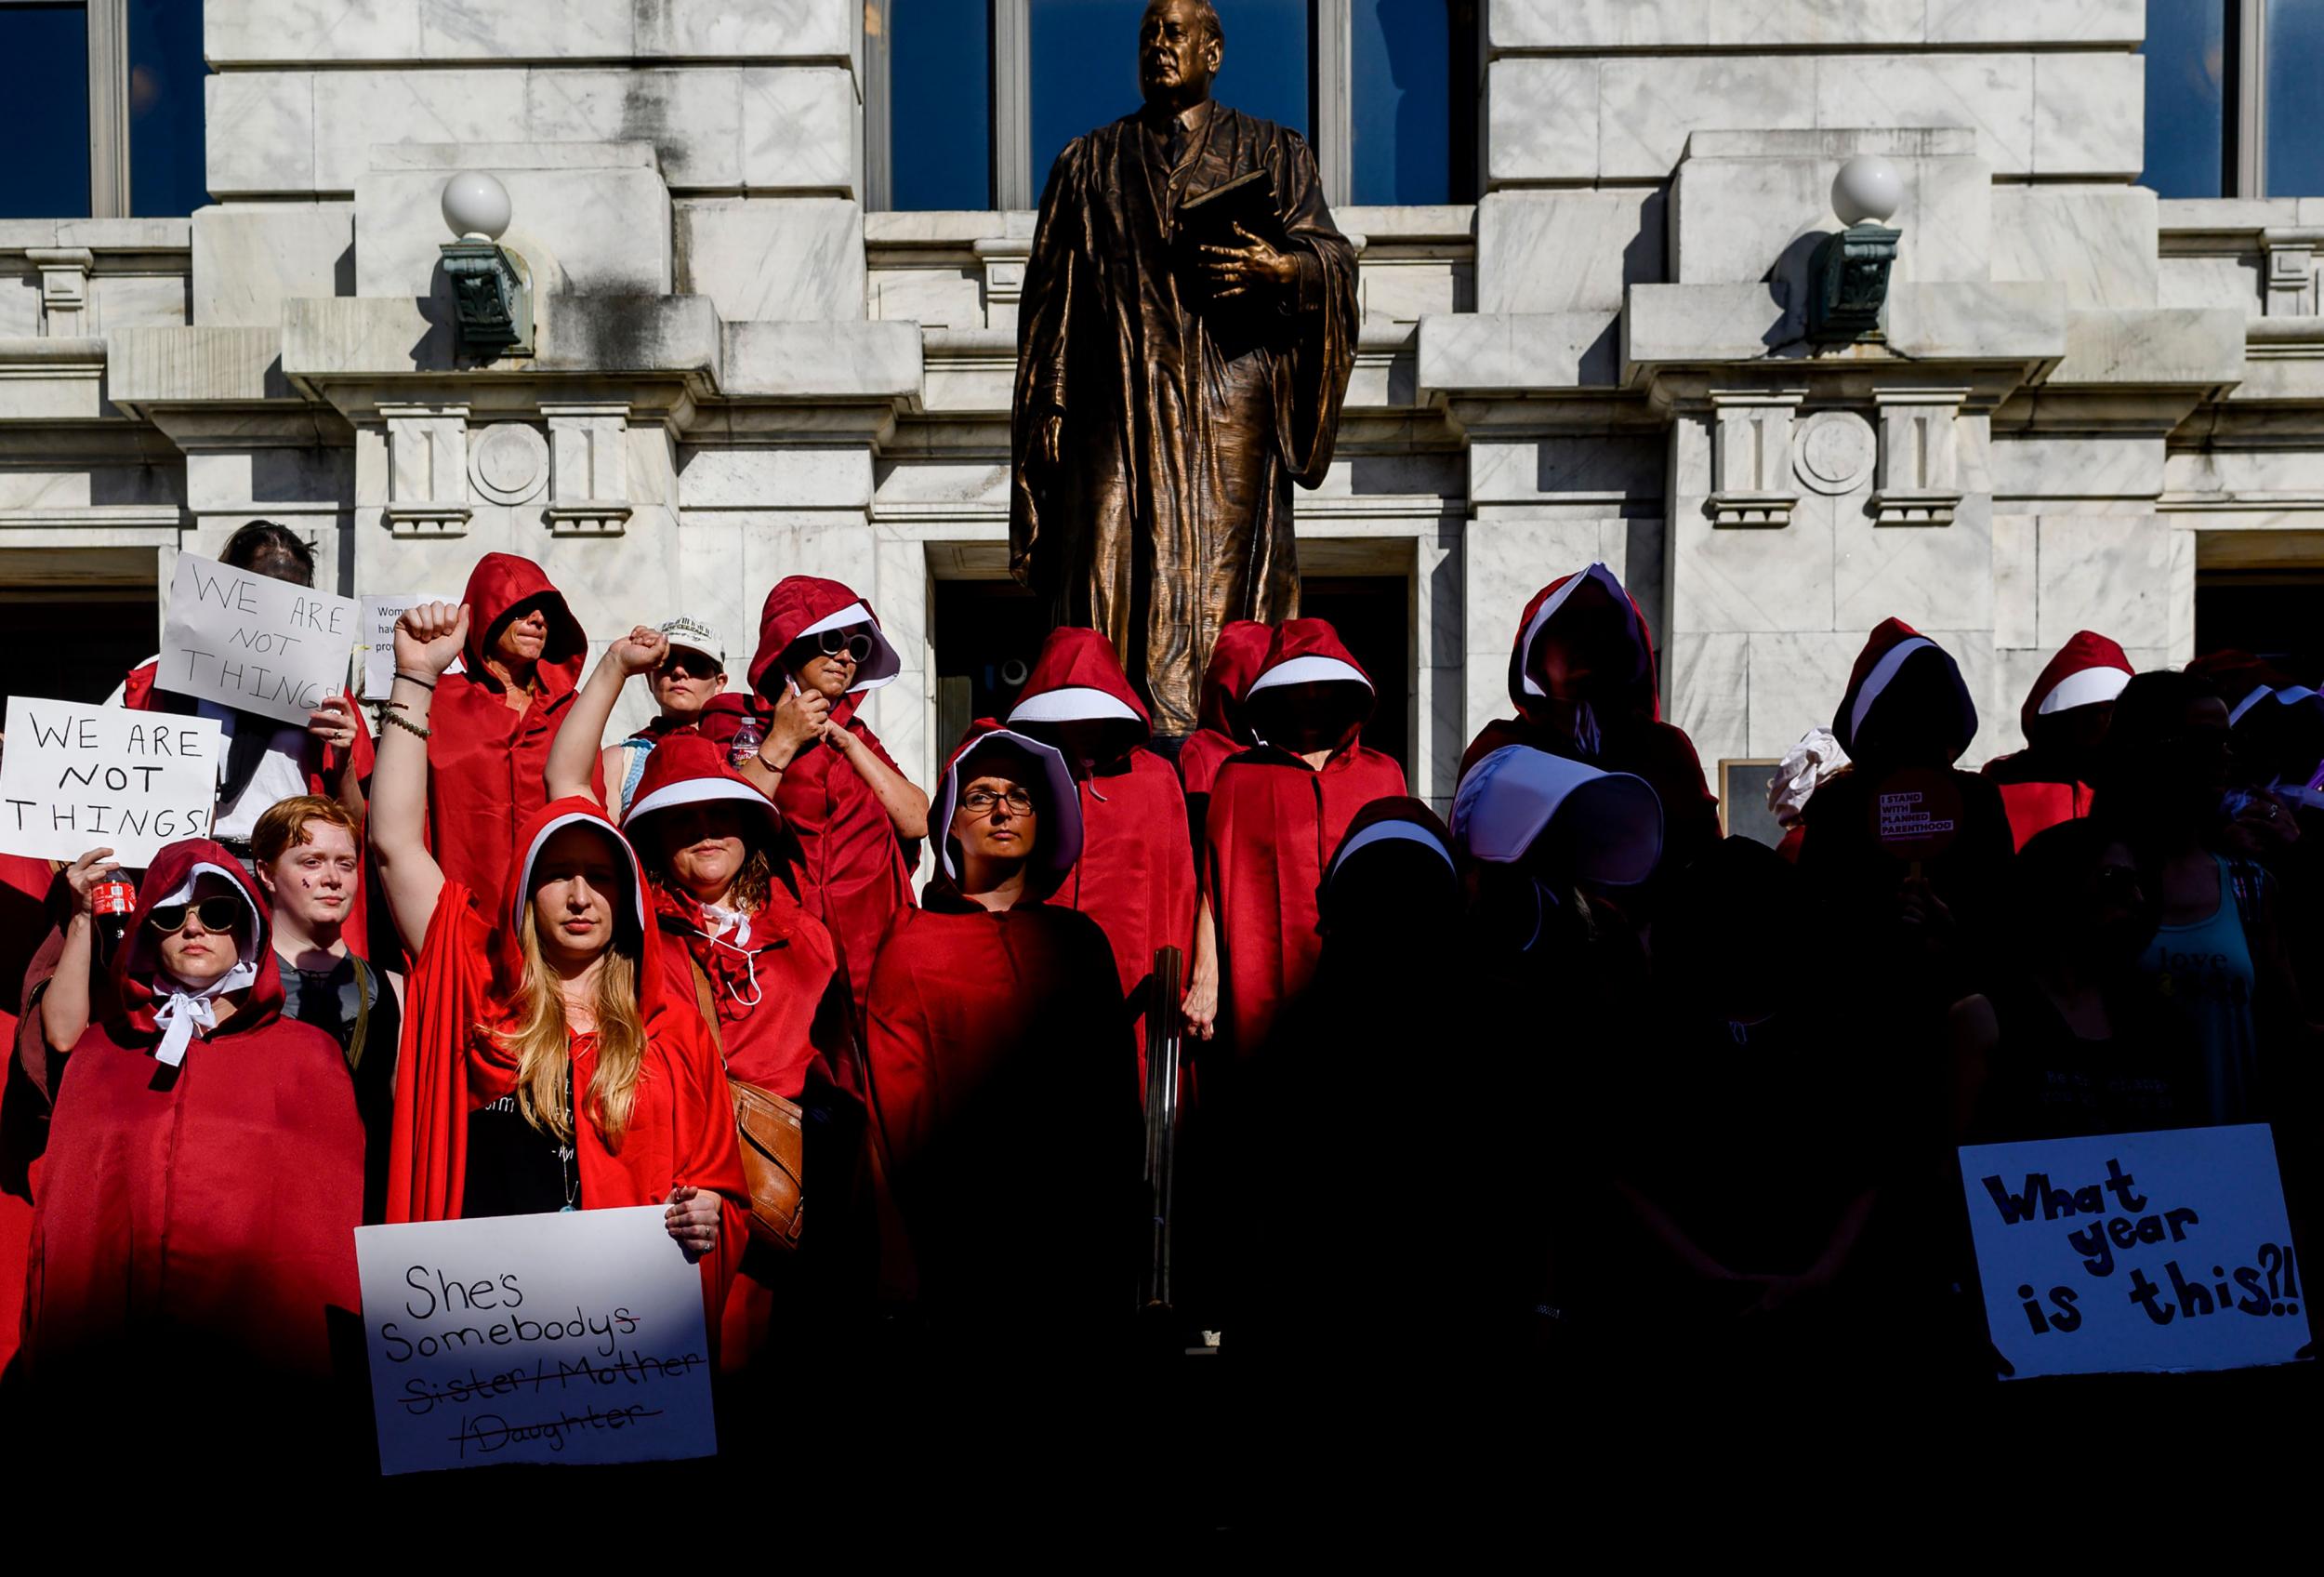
left=720, top=320, right=921, bottom=401
left=0, top=219, right=193, bottom=253
left=2044, top=308, right=2246, bottom=388
left=1684, top=126, right=1978, bottom=160
left=1883, top=281, right=2067, bottom=361
left=368, top=140, right=662, bottom=172
left=1624, top=283, right=1798, bottom=365
left=108, top=327, right=294, bottom=404
left=1417, top=311, right=1622, bottom=394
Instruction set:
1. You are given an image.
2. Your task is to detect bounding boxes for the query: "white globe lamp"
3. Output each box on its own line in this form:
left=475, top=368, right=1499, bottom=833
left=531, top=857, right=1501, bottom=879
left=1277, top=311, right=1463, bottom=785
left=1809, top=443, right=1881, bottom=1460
left=1831, top=155, right=1902, bottom=228
left=442, top=170, right=513, bottom=242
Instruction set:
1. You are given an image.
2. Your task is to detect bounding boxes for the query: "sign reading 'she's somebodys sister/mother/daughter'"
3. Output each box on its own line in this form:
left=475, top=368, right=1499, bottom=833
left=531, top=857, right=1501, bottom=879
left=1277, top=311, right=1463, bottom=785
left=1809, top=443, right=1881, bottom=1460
left=161, top=551, right=360, bottom=725
left=355, top=1207, right=718, bottom=1476
left=1960, top=1125, right=2310, bottom=1380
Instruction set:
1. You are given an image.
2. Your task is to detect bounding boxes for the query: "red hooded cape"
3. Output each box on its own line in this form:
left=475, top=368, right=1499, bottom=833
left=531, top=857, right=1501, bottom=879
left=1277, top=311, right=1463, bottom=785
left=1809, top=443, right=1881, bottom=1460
left=624, top=735, right=853, bottom=1105
left=425, top=552, right=600, bottom=904
left=1459, top=565, right=1720, bottom=881
left=1006, top=628, right=1196, bottom=1082
left=1984, top=629, right=2134, bottom=849
left=0, top=854, right=56, bottom=1374
left=385, top=797, right=748, bottom=1320
left=746, top=576, right=917, bottom=1019
left=1203, top=619, right=1407, bottom=1060
left=19, top=840, right=363, bottom=1395
left=123, top=656, right=379, bottom=958
left=1177, top=619, right=1273, bottom=802
left=865, top=722, right=1137, bottom=1337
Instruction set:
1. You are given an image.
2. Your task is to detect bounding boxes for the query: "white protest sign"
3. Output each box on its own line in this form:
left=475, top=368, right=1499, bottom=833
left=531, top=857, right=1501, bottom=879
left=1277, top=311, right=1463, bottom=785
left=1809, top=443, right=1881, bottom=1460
left=0, top=696, right=222, bottom=866
left=355, top=1206, right=717, bottom=1475
left=1960, top=1124, right=2310, bottom=1380
left=358, top=593, right=454, bottom=700
left=160, top=551, right=359, bottom=724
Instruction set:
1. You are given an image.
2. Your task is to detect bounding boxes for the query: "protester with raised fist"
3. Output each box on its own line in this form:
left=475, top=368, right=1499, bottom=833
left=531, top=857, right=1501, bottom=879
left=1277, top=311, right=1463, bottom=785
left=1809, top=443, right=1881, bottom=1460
left=370, top=601, right=747, bottom=1317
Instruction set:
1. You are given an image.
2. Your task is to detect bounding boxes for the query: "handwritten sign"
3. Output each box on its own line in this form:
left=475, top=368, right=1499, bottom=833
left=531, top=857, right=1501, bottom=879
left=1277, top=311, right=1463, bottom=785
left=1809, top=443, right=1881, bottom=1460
left=355, top=1207, right=717, bottom=1475
left=1960, top=1125, right=2310, bottom=1380
left=0, top=696, right=221, bottom=866
left=160, top=551, right=359, bottom=724
left=1869, top=765, right=1962, bottom=863
left=358, top=592, right=453, bottom=700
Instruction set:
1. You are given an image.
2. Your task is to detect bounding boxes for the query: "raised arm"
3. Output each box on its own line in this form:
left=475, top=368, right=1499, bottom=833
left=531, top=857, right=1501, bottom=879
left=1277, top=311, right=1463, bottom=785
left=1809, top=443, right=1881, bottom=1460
left=38, top=847, right=118, bottom=1054
left=370, top=603, right=467, bottom=957
left=547, top=626, right=667, bottom=810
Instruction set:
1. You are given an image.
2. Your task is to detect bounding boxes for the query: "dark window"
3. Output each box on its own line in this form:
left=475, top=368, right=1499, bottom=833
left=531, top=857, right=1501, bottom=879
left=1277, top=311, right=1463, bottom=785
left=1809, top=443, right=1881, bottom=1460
left=2266, top=0, right=2324, bottom=195
left=2141, top=0, right=2229, bottom=198
left=1352, top=0, right=1450, bottom=205
left=2196, top=569, right=2324, bottom=685
left=1, top=5, right=91, bottom=219
left=127, top=0, right=208, bottom=217
left=1029, top=0, right=1309, bottom=191
left=890, top=0, right=996, bottom=210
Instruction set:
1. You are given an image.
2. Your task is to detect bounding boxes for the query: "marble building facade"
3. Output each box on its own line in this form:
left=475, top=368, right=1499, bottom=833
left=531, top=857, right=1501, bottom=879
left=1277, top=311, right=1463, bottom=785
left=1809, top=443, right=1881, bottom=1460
left=0, top=1, right=2315, bottom=825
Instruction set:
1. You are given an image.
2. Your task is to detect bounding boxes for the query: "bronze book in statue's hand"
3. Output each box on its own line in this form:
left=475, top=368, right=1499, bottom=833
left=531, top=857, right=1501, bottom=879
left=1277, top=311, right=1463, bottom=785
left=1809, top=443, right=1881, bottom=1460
left=1174, top=167, right=1290, bottom=254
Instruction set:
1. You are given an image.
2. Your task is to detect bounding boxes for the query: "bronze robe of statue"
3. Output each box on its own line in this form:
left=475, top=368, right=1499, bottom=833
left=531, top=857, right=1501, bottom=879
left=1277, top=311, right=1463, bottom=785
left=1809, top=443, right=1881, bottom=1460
left=1010, top=103, right=1358, bottom=738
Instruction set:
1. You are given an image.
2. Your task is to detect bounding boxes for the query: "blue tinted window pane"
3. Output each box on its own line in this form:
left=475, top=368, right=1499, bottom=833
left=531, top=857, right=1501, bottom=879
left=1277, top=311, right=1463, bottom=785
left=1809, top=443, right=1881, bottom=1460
left=1, top=6, right=90, bottom=219
left=890, top=0, right=994, bottom=209
left=1031, top=0, right=1308, bottom=194
left=2268, top=0, right=2324, bottom=195
left=1353, top=0, right=1448, bottom=205
left=2140, top=0, right=2226, bottom=198
left=129, top=0, right=209, bottom=217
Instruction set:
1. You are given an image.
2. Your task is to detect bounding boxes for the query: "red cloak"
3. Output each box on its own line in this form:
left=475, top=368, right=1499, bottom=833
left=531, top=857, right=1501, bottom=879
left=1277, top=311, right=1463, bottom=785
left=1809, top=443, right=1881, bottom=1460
left=19, top=840, right=363, bottom=1392
left=1983, top=629, right=2133, bottom=850
left=1203, top=620, right=1407, bottom=1059
left=123, top=656, right=379, bottom=959
left=385, top=797, right=749, bottom=1321
left=425, top=552, right=601, bottom=905
left=1460, top=564, right=1720, bottom=881
left=746, top=576, right=917, bottom=1017
left=865, top=724, right=1136, bottom=1336
left=1177, top=618, right=1273, bottom=802
left=0, top=853, right=56, bottom=1374
left=624, top=735, right=854, bottom=1105
left=1007, top=628, right=1196, bottom=1081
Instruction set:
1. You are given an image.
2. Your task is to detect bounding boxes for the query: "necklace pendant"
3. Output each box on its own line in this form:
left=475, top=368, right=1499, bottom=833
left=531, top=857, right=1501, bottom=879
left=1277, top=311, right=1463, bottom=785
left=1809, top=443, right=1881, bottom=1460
left=560, top=1203, right=576, bottom=1213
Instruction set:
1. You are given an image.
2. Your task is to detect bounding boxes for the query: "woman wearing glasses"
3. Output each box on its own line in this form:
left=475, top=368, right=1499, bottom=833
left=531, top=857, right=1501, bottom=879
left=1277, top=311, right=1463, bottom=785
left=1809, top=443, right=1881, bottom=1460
left=17, top=837, right=363, bottom=1445
left=865, top=723, right=1136, bottom=1351
left=738, top=576, right=930, bottom=1022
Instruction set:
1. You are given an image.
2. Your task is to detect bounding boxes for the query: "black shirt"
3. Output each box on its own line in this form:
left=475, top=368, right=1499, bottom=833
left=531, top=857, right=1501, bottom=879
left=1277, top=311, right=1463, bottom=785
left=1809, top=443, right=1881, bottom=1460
left=462, top=1054, right=582, bottom=1218
left=278, top=951, right=400, bottom=1221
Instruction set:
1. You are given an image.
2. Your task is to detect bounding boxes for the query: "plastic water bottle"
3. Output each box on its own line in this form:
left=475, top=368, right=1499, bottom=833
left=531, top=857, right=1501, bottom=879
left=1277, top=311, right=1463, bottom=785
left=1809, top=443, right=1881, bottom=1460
left=728, top=712, right=764, bottom=769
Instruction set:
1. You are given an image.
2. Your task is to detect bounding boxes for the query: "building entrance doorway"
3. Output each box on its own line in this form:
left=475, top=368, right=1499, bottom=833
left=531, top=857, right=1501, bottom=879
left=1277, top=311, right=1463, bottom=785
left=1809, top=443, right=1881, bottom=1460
left=2196, top=563, right=2324, bottom=687
left=0, top=548, right=160, bottom=707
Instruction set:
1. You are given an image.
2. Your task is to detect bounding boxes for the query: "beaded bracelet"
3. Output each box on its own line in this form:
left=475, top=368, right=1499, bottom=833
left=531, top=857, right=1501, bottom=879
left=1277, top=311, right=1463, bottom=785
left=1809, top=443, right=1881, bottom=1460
left=381, top=709, right=431, bottom=741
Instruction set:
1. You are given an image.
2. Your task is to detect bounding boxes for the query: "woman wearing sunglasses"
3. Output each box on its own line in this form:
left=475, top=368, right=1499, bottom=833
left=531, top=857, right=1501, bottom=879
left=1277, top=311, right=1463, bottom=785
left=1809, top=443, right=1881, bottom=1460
left=16, top=837, right=364, bottom=1448
left=865, top=722, right=1135, bottom=1353
left=737, top=576, right=930, bottom=1023
left=371, top=603, right=749, bottom=1320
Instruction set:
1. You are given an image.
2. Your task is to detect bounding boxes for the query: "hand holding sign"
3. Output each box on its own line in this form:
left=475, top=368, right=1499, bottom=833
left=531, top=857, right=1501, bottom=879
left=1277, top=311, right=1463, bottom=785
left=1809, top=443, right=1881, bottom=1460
left=0, top=697, right=222, bottom=866
left=161, top=552, right=360, bottom=725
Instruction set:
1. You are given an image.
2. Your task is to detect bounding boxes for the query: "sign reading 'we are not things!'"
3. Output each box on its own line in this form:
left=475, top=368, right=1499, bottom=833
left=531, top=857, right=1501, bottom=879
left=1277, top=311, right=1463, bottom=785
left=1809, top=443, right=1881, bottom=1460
left=161, top=552, right=360, bottom=725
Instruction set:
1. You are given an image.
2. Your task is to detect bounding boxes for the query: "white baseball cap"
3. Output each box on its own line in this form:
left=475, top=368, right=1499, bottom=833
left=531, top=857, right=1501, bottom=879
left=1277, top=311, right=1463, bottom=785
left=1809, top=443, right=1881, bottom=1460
left=657, top=616, right=726, bottom=670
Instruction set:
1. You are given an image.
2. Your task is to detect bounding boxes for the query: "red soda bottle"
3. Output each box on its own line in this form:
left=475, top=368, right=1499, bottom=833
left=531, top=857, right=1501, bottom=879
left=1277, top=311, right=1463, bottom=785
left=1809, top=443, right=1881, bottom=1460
left=91, top=873, right=137, bottom=963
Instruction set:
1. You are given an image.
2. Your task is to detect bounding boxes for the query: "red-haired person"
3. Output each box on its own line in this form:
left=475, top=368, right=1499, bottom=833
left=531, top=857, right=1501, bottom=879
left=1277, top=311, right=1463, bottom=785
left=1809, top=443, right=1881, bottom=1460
left=371, top=602, right=747, bottom=1324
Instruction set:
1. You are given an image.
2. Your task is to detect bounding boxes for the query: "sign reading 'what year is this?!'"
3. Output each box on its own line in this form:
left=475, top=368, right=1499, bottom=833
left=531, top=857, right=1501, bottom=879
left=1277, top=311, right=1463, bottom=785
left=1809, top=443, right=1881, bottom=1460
left=161, top=551, right=359, bottom=725
left=1960, top=1125, right=2310, bottom=1381
left=0, top=696, right=222, bottom=866
left=356, top=1208, right=718, bottom=1475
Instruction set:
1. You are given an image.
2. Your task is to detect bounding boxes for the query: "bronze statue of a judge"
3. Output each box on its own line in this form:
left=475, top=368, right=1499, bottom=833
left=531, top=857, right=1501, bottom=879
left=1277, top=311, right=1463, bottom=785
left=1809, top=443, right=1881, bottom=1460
left=1009, top=0, right=1357, bottom=738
